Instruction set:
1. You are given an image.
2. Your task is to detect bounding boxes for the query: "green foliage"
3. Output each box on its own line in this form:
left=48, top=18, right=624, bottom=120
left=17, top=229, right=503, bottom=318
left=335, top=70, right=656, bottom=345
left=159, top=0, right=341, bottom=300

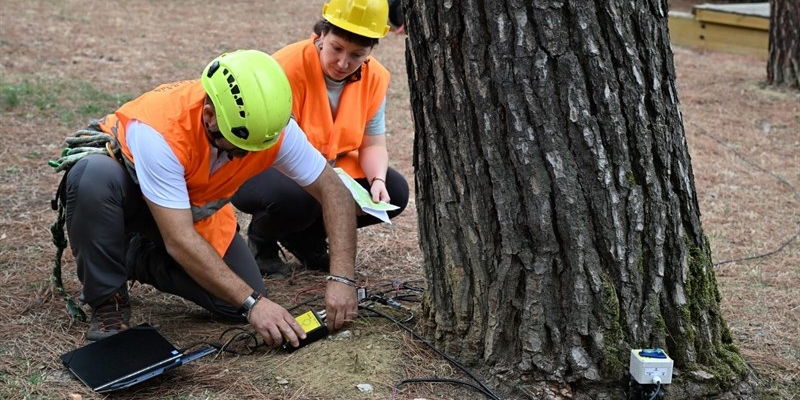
left=27, top=370, right=44, bottom=385
left=0, top=80, right=28, bottom=110
left=0, top=77, right=131, bottom=125
left=0, top=363, right=48, bottom=400
left=0, top=79, right=57, bottom=111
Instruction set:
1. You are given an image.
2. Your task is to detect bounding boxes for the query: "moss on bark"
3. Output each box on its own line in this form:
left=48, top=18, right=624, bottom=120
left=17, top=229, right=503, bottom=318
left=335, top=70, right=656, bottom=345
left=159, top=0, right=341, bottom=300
left=684, top=236, right=748, bottom=385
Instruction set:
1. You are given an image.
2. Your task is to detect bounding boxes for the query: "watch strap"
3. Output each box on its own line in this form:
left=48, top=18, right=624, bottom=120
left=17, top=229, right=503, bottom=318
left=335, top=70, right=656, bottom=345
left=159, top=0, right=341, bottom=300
left=238, top=291, right=262, bottom=316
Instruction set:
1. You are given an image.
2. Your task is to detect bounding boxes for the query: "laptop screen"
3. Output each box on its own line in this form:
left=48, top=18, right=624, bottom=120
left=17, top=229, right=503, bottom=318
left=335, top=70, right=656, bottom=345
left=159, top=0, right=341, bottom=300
left=60, top=323, right=182, bottom=392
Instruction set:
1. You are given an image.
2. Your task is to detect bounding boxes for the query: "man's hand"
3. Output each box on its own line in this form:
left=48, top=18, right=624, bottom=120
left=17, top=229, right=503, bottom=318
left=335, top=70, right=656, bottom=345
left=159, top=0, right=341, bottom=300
left=324, top=281, right=358, bottom=331
left=248, top=298, right=307, bottom=348
left=301, top=164, right=359, bottom=331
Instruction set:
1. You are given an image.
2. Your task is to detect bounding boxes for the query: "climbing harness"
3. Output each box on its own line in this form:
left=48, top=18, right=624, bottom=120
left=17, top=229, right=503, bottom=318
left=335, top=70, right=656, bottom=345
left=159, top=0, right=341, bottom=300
left=48, top=119, right=231, bottom=320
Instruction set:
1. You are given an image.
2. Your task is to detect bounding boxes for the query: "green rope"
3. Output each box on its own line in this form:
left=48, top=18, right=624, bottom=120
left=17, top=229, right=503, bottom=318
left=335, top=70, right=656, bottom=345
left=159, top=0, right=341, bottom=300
left=50, top=197, right=87, bottom=321
left=48, top=123, right=122, bottom=321
left=48, top=129, right=119, bottom=172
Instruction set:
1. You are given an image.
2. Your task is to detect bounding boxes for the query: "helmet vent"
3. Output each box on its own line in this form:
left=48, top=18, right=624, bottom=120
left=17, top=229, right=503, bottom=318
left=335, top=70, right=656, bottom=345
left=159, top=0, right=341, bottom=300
left=230, top=126, right=250, bottom=140
left=221, top=70, right=247, bottom=115
left=206, top=60, right=221, bottom=78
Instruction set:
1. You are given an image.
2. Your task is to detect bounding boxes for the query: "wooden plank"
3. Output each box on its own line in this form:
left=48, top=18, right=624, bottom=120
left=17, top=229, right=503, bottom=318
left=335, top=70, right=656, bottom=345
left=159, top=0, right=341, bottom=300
left=693, top=8, right=770, bottom=31
left=669, top=12, right=705, bottom=48
left=693, top=3, right=770, bottom=18
left=668, top=11, right=768, bottom=58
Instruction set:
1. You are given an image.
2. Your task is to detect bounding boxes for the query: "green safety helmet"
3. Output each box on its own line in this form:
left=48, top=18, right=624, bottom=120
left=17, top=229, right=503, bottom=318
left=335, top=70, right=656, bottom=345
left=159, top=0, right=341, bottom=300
left=322, top=0, right=390, bottom=39
left=200, top=49, right=292, bottom=151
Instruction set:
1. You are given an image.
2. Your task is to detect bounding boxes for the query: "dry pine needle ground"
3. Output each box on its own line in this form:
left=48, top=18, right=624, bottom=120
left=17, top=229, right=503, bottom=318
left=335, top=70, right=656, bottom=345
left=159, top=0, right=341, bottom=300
left=0, top=1, right=797, bottom=399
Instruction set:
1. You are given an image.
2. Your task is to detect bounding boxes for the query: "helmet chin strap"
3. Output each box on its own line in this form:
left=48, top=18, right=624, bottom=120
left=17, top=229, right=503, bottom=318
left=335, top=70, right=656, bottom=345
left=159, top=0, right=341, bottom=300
left=202, top=100, right=226, bottom=142
left=205, top=122, right=225, bottom=140
left=205, top=123, right=247, bottom=160
left=204, top=123, right=229, bottom=156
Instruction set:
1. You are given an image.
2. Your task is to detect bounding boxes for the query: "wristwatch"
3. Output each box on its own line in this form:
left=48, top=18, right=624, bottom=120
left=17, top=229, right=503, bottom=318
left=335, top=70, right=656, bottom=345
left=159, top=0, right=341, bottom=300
left=238, top=291, right=262, bottom=317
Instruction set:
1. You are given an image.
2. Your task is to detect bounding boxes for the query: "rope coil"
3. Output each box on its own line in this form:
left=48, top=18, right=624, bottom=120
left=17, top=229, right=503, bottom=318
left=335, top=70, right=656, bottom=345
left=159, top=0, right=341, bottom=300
left=49, top=129, right=120, bottom=172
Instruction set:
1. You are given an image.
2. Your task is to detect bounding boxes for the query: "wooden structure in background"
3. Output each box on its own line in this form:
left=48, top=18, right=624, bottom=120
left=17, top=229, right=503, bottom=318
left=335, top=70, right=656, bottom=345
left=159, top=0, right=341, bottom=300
left=669, top=3, right=770, bottom=58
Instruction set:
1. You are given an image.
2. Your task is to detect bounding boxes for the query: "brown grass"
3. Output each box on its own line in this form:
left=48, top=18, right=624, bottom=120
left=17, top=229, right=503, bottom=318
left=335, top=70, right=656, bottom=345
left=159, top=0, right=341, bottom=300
left=0, top=1, right=798, bottom=399
left=676, top=46, right=800, bottom=396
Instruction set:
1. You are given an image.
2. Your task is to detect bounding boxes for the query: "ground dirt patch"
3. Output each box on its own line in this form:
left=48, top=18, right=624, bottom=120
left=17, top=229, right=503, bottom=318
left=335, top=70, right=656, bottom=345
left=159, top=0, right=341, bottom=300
left=1, top=1, right=798, bottom=399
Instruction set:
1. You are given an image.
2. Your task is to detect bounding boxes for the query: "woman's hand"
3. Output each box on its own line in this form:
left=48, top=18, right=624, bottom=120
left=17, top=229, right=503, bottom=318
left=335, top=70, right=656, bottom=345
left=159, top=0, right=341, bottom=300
left=369, top=178, right=390, bottom=203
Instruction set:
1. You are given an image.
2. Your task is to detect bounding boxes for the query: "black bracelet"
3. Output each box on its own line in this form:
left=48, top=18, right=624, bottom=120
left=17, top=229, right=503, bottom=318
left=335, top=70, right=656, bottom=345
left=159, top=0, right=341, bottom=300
left=325, top=275, right=357, bottom=287
left=245, top=295, right=262, bottom=321
left=238, top=291, right=262, bottom=318
left=370, top=177, right=385, bottom=186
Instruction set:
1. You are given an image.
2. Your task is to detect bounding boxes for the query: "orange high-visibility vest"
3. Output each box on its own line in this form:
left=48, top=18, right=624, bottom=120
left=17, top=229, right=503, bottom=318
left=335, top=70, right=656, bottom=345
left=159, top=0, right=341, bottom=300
left=273, top=37, right=389, bottom=178
left=97, top=80, right=284, bottom=256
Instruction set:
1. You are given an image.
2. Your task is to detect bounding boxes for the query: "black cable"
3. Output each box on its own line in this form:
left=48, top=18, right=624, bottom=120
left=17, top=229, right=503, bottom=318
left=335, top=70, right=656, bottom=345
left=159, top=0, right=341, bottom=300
left=197, top=282, right=423, bottom=354
left=216, top=327, right=261, bottom=355
left=360, top=299, right=415, bottom=324
left=399, top=280, right=426, bottom=292
left=360, top=303, right=503, bottom=400
left=188, top=281, right=500, bottom=397
left=366, top=280, right=424, bottom=307
left=713, top=232, right=798, bottom=266
left=690, top=121, right=800, bottom=266
left=391, top=293, right=422, bottom=303
left=647, top=381, right=662, bottom=400
left=177, top=341, right=217, bottom=354
left=287, top=295, right=324, bottom=313
left=370, top=279, right=425, bottom=293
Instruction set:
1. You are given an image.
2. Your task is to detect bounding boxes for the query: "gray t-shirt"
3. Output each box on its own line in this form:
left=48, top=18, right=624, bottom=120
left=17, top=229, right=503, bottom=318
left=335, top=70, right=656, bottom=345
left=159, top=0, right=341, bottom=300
left=324, top=74, right=386, bottom=135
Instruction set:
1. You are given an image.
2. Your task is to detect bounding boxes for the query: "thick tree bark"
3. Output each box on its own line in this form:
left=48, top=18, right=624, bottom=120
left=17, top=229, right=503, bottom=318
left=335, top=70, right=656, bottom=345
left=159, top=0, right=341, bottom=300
left=405, top=1, right=752, bottom=398
left=767, top=0, right=800, bottom=88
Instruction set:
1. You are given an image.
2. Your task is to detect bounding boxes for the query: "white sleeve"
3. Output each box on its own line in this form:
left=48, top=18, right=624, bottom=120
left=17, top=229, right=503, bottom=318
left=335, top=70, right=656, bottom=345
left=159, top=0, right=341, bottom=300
left=125, top=120, right=190, bottom=209
left=272, top=118, right=327, bottom=187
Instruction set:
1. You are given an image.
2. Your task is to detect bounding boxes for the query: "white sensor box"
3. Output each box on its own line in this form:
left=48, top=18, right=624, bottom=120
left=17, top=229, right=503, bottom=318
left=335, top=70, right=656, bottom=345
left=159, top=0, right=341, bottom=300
left=629, top=349, right=673, bottom=384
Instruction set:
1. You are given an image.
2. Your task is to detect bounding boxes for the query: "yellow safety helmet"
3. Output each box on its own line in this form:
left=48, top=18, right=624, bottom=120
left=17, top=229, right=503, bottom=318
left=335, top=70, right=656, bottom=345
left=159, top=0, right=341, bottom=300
left=200, top=50, right=292, bottom=151
left=322, top=0, right=390, bottom=39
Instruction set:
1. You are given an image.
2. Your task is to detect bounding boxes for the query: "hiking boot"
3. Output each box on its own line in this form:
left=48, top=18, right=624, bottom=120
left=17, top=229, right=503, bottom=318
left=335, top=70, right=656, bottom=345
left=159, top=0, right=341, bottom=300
left=249, top=238, right=289, bottom=279
left=87, top=288, right=131, bottom=341
left=280, top=233, right=330, bottom=272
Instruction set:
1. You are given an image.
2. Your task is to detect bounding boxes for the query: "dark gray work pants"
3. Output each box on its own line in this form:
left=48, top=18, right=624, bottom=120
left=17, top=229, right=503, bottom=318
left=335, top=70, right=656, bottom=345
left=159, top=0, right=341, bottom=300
left=231, top=167, right=409, bottom=243
left=64, top=154, right=264, bottom=321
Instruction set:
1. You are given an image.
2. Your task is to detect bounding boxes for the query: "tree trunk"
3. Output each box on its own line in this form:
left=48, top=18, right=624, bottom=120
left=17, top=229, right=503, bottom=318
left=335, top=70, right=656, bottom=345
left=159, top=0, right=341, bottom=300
left=767, top=0, right=800, bottom=88
left=405, top=1, right=752, bottom=398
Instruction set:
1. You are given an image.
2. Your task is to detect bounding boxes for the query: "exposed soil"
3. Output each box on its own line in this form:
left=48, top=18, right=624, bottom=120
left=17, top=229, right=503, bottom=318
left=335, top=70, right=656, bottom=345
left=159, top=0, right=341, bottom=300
left=0, top=1, right=797, bottom=399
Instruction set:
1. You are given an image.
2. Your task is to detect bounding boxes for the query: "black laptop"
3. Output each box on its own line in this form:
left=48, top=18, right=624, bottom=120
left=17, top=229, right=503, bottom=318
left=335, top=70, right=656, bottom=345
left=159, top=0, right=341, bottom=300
left=60, top=323, right=217, bottom=393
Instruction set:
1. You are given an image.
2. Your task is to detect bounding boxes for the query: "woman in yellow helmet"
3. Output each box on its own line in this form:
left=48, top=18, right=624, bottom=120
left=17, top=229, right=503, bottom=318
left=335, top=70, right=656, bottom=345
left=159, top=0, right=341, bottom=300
left=232, top=0, right=409, bottom=277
